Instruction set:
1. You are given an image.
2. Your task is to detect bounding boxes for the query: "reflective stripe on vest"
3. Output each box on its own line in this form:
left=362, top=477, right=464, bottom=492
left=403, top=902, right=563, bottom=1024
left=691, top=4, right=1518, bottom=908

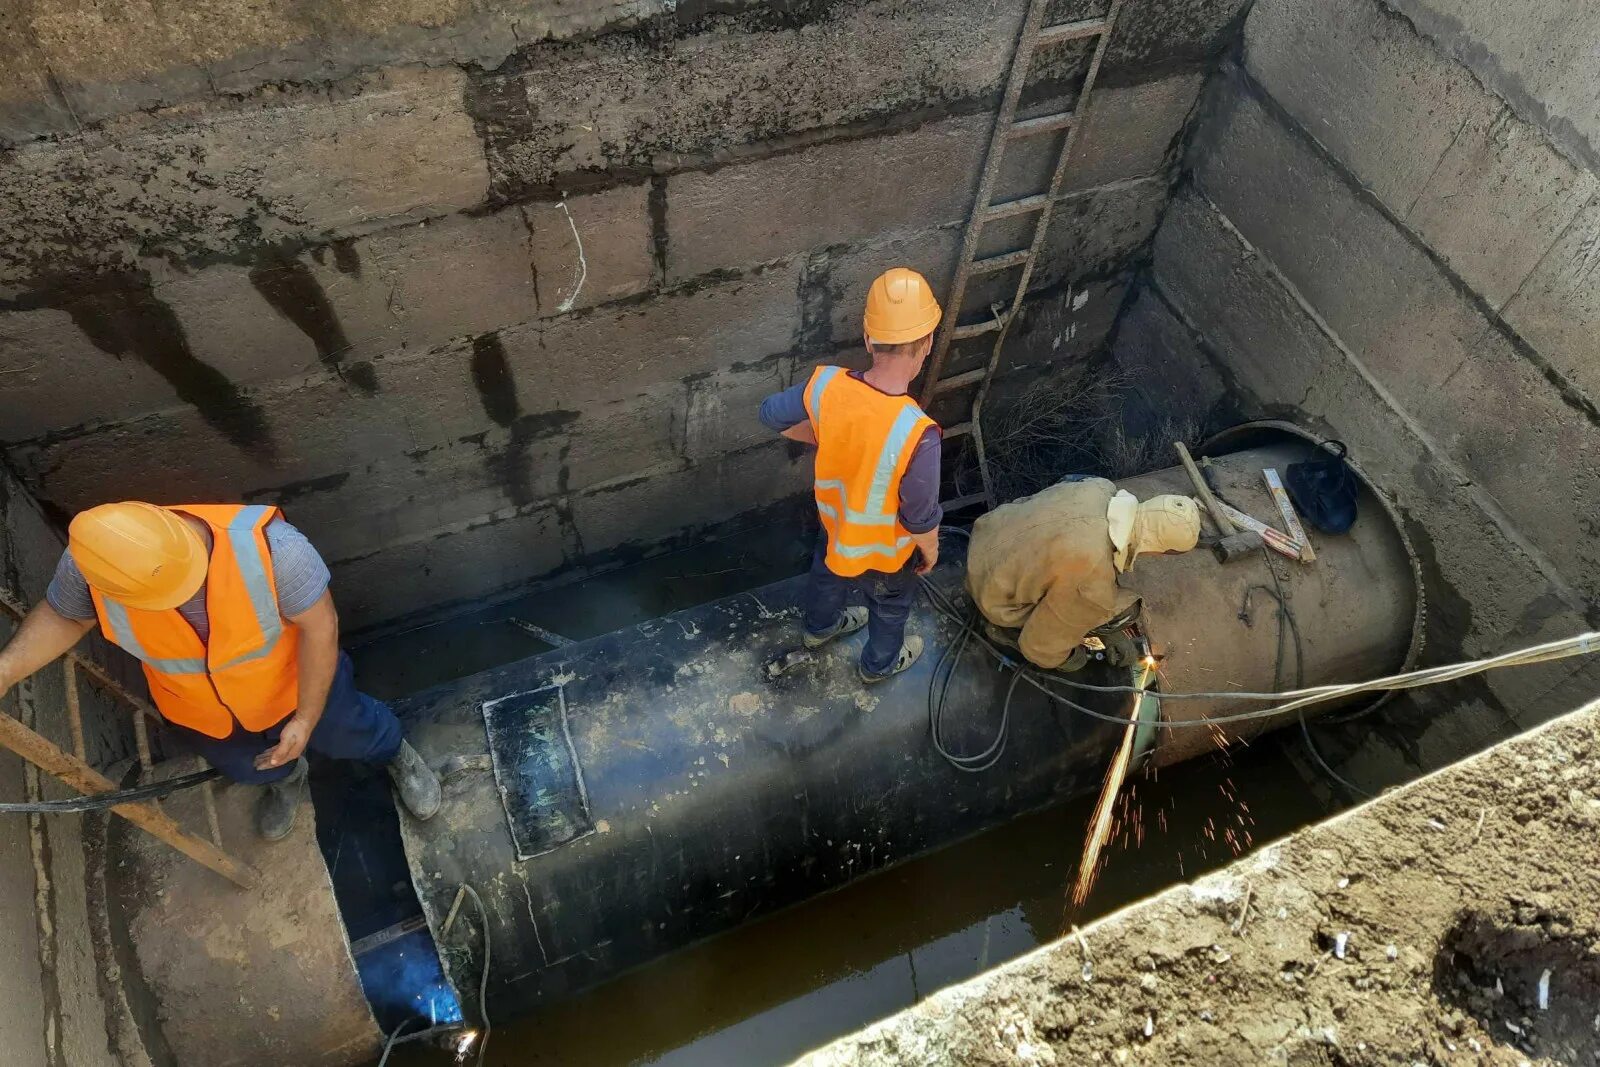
left=805, top=366, right=842, bottom=429
left=100, top=600, right=207, bottom=674
left=213, top=505, right=285, bottom=671
left=805, top=366, right=936, bottom=575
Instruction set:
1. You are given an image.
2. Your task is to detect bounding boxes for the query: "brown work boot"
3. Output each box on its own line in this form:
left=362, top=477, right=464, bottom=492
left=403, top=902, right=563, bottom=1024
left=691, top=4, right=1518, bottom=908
left=255, top=758, right=308, bottom=841
left=858, top=635, right=924, bottom=684
left=387, top=740, right=442, bottom=821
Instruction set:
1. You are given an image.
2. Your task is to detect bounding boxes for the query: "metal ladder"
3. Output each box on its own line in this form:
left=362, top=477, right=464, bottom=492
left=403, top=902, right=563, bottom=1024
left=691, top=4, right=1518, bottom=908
left=920, top=0, right=1125, bottom=511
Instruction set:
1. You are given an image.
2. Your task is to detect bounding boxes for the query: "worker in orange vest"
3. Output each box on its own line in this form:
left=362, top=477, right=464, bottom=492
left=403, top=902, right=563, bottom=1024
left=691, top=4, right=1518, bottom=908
left=759, top=267, right=943, bottom=682
left=0, top=502, right=440, bottom=840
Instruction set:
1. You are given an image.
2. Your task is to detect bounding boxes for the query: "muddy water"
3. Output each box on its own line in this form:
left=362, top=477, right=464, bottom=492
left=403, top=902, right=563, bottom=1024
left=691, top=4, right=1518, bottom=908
left=358, top=529, right=1337, bottom=1067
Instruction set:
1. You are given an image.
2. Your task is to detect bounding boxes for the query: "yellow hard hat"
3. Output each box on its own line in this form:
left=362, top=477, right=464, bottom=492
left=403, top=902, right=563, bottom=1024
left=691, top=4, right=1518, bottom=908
left=863, top=267, right=942, bottom=345
left=68, top=502, right=208, bottom=611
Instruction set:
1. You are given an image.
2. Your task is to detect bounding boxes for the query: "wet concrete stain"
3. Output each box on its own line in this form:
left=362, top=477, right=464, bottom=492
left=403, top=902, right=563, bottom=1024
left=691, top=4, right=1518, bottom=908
left=511, top=207, right=545, bottom=313
left=57, top=271, right=276, bottom=458
left=489, top=413, right=580, bottom=509
left=247, top=249, right=378, bottom=394
left=243, top=470, right=353, bottom=506
left=467, top=331, right=578, bottom=509
left=796, top=252, right=837, bottom=355
left=470, top=332, right=521, bottom=428
left=648, top=176, right=670, bottom=287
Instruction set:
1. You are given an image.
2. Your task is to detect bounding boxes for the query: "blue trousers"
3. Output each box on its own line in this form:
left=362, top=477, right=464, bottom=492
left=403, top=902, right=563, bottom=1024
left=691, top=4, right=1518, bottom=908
left=169, top=652, right=403, bottom=785
left=803, top=542, right=919, bottom=677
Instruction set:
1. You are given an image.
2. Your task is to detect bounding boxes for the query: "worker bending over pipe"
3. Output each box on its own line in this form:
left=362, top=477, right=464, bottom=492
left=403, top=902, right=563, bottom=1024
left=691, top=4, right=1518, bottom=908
left=967, top=477, right=1202, bottom=670
left=759, top=267, right=944, bottom=683
left=0, top=502, right=441, bottom=840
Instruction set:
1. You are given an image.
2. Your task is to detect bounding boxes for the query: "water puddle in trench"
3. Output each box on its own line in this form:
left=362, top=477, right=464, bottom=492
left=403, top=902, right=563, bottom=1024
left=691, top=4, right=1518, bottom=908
left=352, top=525, right=1340, bottom=1067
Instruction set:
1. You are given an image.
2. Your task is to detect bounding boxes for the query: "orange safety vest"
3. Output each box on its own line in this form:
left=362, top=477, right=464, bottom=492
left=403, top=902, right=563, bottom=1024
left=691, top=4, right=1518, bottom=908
left=802, top=366, right=938, bottom=577
left=89, top=504, right=301, bottom=739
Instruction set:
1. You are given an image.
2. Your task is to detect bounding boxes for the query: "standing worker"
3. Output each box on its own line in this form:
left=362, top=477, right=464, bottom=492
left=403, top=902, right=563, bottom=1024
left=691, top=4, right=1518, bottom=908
left=0, top=502, right=441, bottom=840
left=759, top=267, right=944, bottom=682
left=966, top=477, right=1201, bottom=670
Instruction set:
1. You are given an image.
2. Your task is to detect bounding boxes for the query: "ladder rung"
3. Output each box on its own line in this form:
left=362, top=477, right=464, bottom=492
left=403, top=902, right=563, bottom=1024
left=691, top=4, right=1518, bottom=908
left=970, top=249, right=1031, bottom=274
left=1036, top=17, right=1109, bottom=46
left=984, top=193, right=1050, bottom=221
left=933, top=369, right=986, bottom=394
left=1008, top=110, right=1077, bottom=138
left=951, top=318, right=1004, bottom=340
left=941, top=492, right=989, bottom=512
left=943, top=422, right=973, bottom=439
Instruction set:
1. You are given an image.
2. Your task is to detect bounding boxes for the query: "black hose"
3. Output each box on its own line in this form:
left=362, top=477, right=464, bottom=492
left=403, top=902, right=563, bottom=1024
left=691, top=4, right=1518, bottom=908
left=0, top=767, right=222, bottom=814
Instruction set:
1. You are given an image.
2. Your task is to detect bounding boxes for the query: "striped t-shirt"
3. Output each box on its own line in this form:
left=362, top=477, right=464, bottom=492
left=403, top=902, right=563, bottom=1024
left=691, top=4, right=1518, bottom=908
left=46, top=518, right=331, bottom=642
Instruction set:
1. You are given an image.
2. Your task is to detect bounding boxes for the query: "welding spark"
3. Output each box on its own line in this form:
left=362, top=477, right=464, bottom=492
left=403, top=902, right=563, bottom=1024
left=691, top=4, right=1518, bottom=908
left=456, top=1030, right=479, bottom=1061
left=1066, top=667, right=1149, bottom=915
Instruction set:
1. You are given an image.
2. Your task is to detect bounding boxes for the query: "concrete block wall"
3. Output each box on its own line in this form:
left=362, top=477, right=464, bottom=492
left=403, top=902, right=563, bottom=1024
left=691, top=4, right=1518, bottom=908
left=1, top=0, right=1248, bottom=631
left=1110, top=0, right=1600, bottom=779
left=0, top=463, right=145, bottom=1067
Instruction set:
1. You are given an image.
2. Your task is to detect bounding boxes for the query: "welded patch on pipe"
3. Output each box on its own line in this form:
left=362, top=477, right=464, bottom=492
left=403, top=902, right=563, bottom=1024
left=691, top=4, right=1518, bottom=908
left=482, top=684, right=595, bottom=860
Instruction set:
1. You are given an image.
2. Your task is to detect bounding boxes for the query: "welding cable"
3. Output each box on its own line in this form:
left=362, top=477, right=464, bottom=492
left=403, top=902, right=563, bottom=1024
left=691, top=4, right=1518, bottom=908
left=376, top=1017, right=427, bottom=1067
left=916, top=568, right=1600, bottom=729
left=0, top=767, right=222, bottom=814
left=927, top=603, right=1021, bottom=773
left=443, top=883, right=493, bottom=1067
left=1253, top=549, right=1375, bottom=799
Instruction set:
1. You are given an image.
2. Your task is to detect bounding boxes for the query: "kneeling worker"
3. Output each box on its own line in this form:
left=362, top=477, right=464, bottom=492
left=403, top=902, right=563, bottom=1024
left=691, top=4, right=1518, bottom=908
left=0, top=502, right=441, bottom=839
left=759, top=267, right=944, bottom=683
left=966, top=477, right=1201, bottom=670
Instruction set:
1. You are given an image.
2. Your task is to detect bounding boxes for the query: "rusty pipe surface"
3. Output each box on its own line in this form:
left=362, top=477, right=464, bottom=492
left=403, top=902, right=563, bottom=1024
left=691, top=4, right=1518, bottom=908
left=390, top=431, right=1420, bottom=1025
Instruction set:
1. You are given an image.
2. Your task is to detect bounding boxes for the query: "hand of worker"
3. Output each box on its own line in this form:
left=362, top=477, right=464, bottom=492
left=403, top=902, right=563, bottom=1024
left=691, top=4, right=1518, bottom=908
left=780, top=422, right=818, bottom=446
left=1061, top=646, right=1090, bottom=673
left=914, top=540, right=938, bottom=575
left=255, top=716, right=314, bottom=772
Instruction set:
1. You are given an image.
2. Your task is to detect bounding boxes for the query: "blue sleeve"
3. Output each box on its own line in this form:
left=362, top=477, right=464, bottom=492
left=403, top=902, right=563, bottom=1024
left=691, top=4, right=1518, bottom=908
left=45, top=552, right=97, bottom=621
left=265, top=519, right=332, bottom=618
left=897, top=427, right=943, bottom=534
left=758, top=382, right=810, bottom=433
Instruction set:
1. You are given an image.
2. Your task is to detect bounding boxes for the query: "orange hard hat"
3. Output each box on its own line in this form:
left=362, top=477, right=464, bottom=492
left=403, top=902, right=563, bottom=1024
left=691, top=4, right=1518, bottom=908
left=68, top=502, right=208, bottom=611
left=863, top=267, right=942, bottom=345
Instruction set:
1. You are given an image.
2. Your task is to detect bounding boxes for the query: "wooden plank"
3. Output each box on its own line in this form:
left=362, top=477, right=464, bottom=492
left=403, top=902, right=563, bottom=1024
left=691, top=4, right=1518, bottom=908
left=201, top=781, right=223, bottom=848
left=1037, top=16, right=1109, bottom=46
left=1007, top=110, right=1076, bottom=138
left=63, top=659, right=85, bottom=760
left=0, top=709, right=257, bottom=887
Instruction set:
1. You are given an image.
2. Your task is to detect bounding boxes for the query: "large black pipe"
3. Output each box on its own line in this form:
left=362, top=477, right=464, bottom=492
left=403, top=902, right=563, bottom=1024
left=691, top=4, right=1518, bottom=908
left=393, top=435, right=1421, bottom=1022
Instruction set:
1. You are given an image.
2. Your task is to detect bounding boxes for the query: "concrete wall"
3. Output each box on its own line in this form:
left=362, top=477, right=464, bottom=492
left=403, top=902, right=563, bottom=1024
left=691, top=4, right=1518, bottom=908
left=0, top=462, right=146, bottom=1067
left=0, top=0, right=1247, bottom=631
left=1110, top=0, right=1600, bottom=781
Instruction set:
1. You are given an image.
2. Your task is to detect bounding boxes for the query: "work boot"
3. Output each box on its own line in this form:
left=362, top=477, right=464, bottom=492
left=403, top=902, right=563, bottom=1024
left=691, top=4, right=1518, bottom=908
left=859, top=635, right=924, bottom=684
left=387, top=740, right=442, bottom=821
left=981, top=620, right=1020, bottom=651
left=255, top=758, right=308, bottom=842
left=803, top=606, right=869, bottom=650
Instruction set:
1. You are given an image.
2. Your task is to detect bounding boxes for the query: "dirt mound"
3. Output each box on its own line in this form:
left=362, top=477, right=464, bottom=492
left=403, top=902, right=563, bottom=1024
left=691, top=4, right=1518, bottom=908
left=799, top=699, right=1600, bottom=1066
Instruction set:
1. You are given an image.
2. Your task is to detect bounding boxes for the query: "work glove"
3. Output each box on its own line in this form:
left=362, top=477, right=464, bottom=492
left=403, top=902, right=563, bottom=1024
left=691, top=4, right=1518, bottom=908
left=1058, top=645, right=1090, bottom=673
left=1100, top=632, right=1140, bottom=669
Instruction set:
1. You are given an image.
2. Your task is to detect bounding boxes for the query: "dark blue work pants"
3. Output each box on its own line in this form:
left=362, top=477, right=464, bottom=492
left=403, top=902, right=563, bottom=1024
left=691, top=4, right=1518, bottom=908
left=803, top=542, right=919, bottom=677
left=168, top=651, right=402, bottom=785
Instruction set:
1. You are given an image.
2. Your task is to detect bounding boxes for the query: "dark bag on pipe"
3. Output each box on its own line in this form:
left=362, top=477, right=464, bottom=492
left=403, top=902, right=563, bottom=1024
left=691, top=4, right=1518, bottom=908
left=1286, top=440, right=1359, bottom=535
